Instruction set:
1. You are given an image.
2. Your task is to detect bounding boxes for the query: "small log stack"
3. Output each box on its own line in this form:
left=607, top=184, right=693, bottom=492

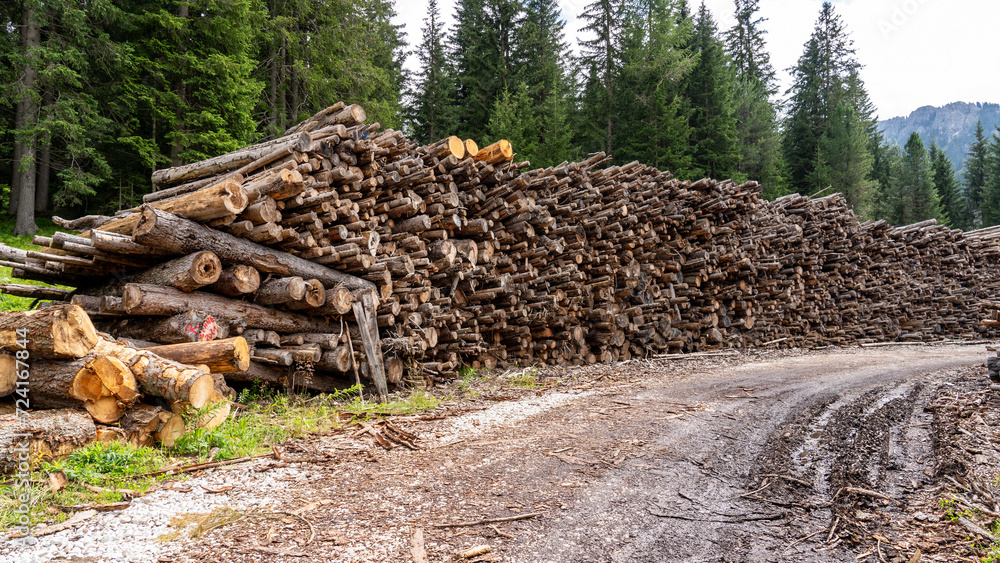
left=0, top=305, right=243, bottom=465
left=0, top=97, right=999, bottom=432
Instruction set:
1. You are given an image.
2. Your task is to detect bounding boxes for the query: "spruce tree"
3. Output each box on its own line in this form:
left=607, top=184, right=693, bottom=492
left=724, top=0, right=783, bottom=193
left=683, top=3, right=738, bottom=179
left=810, top=100, right=875, bottom=214
left=577, top=0, right=624, bottom=155
left=512, top=0, right=576, bottom=167
left=782, top=2, right=875, bottom=197
left=929, top=142, right=965, bottom=229
left=981, top=128, right=1000, bottom=227
left=409, top=0, right=457, bottom=144
left=487, top=83, right=537, bottom=159
left=611, top=0, right=693, bottom=171
left=964, top=120, right=989, bottom=227
left=886, top=132, right=942, bottom=225
left=451, top=0, right=522, bottom=140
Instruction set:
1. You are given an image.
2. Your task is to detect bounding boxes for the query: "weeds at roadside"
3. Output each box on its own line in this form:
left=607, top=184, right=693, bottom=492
left=0, top=383, right=440, bottom=532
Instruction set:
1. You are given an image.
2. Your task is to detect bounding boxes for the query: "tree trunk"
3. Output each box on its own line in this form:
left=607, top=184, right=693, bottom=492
left=122, top=283, right=341, bottom=333
left=35, top=87, right=53, bottom=213
left=13, top=3, right=40, bottom=236
left=0, top=409, right=96, bottom=473
left=132, top=206, right=377, bottom=294
left=102, top=311, right=244, bottom=344
left=0, top=304, right=99, bottom=359
left=141, top=337, right=250, bottom=373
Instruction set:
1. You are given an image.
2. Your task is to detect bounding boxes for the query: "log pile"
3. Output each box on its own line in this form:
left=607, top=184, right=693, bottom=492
left=0, top=305, right=241, bottom=464
left=1, top=98, right=999, bottom=431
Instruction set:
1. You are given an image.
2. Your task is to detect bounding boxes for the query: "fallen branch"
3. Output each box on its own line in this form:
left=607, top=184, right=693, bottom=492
left=433, top=511, right=544, bottom=529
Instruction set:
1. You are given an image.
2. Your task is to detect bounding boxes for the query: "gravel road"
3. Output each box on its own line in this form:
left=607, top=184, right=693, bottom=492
left=2, top=343, right=990, bottom=562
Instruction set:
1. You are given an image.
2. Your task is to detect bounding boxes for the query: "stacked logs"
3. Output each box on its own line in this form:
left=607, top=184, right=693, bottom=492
left=0, top=99, right=999, bottom=404
left=0, top=305, right=245, bottom=468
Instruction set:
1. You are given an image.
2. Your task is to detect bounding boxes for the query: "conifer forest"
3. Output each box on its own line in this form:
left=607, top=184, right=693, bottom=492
left=1, top=0, right=998, bottom=236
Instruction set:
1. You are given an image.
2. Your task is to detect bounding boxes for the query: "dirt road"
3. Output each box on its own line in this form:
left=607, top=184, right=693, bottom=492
left=160, top=344, right=993, bottom=562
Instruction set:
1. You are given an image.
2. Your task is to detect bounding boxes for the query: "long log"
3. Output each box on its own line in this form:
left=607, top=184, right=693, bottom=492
left=141, top=337, right=250, bottom=373
left=132, top=206, right=376, bottom=294
left=0, top=409, right=96, bottom=473
left=0, top=304, right=99, bottom=359
left=121, top=283, right=340, bottom=333
left=97, top=179, right=249, bottom=235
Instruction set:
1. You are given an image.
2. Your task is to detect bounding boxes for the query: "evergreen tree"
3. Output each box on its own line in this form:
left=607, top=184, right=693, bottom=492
left=929, top=141, right=965, bottom=229
left=577, top=0, right=624, bottom=155
left=451, top=0, right=522, bottom=140
left=810, top=100, right=875, bottom=214
left=964, top=120, right=989, bottom=227
left=611, top=0, right=693, bottom=171
left=512, top=0, right=576, bottom=166
left=725, top=0, right=784, bottom=195
left=726, top=0, right=775, bottom=92
left=487, top=83, right=537, bottom=159
left=782, top=2, right=874, bottom=197
left=884, top=132, right=942, bottom=225
left=981, top=128, right=1000, bottom=227
left=683, top=3, right=738, bottom=179
left=409, top=0, right=457, bottom=143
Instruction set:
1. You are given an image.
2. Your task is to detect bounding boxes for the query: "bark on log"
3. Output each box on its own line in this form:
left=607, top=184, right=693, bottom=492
left=0, top=409, right=95, bottom=473
left=122, top=283, right=340, bottom=333
left=98, top=180, right=248, bottom=235
left=0, top=304, right=99, bottom=359
left=142, top=337, right=250, bottom=373
left=132, top=206, right=376, bottom=294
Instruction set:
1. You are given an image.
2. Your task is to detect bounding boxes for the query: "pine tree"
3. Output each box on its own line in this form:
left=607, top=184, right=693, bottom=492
left=810, top=100, right=875, bottom=214
left=929, top=141, right=965, bottom=229
left=683, top=3, right=738, bottom=179
left=782, top=2, right=875, bottom=197
left=451, top=0, right=522, bottom=140
left=487, top=83, right=537, bottom=159
left=725, top=0, right=784, bottom=195
left=409, top=0, right=457, bottom=143
left=611, top=0, right=693, bottom=171
left=981, top=128, right=1000, bottom=227
left=577, top=0, right=624, bottom=155
left=885, top=132, right=942, bottom=225
left=512, top=0, right=576, bottom=167
left=964, top=120, right=989, bottom=227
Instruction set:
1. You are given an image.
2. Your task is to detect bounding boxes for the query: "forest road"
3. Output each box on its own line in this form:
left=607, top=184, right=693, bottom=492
left=174, top=344, right=989, bottom=563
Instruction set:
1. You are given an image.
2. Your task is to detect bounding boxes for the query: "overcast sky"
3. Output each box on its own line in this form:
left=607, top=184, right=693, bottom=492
left=393, top=0, right=1000, bottom=120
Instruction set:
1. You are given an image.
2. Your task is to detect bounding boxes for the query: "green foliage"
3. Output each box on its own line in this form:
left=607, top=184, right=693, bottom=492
left=981, top=128, right=1000, bottom=228
left=408, top=0, right=457, bottom=143
left=487, top=83, right=537, bottom=159
left=964, top=120, right=989, bottom=225
left=782, top=2, right=877, bottom=204
left=44, top=441, right=166, bottom=484
left=810, top=100, right=876, bottom=215
left=339, top=388, right=440, bottom=419
left=930, top=141, right=967, bottom=228
left=682, top=3, right=738, bottom=180
left=880, top=132, right=942, bottom=225
left=508, top=367, right=539, bottom=387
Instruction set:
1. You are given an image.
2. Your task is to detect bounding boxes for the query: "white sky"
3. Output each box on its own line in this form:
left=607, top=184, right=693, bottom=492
left=393, top=0, right=1000, bottom=120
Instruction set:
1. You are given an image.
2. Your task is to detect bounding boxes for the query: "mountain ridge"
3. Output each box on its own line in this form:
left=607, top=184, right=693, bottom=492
left=878, top=101, right=1000, bottom=173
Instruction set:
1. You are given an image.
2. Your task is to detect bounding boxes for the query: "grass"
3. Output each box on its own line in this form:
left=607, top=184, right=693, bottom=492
left=0, top=383, right=443, bottom=532
left=0, top=216, right=71, bottom=312
left=508, top=366, right=540, bottom=387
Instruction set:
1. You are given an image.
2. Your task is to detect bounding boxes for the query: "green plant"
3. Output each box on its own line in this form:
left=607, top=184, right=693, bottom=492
left=509, top=366, right=539, bottom=387
left=340, top=388, right=440, bottom=419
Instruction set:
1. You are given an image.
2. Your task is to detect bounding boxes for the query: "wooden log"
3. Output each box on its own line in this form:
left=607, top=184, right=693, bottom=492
left=132, top=206, right=377, bottom=294
left=103, top=311, right=242, bottom=344
left=209, top=264, right=261, bottom=296
left=83, top=338, right=215, bottom=408
left=0, top=304, right=99, bottom=359
left=122, top=284, right=341, bottom=333
left=474, top=140, right=513, bottom=164
left=97, top=180, right=248, bottom=234
left=0, top=284, right=73, bottom=302
left=255, top=276, right=306, bottom=305
left=150, top=132, right=312, bottom=189
left=141, top=337, right=250, bottom=374
left=121, top=251, right=222, bottom=293
left=0, top=409, right=96, bottom=473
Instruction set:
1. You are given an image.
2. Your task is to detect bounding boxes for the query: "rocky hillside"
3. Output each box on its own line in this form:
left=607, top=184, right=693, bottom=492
left=878, top=101, right=1000, bottom=172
